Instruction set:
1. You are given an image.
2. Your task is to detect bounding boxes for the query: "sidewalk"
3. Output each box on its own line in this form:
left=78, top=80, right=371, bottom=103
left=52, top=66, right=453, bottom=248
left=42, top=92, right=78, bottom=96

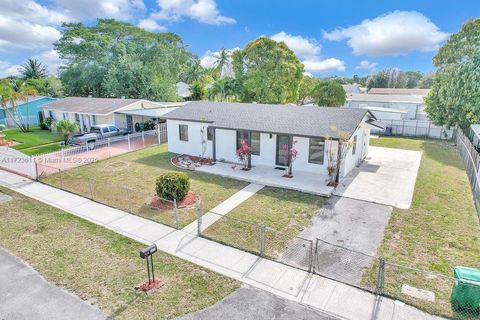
left=0, top=170, right=442, bottom=320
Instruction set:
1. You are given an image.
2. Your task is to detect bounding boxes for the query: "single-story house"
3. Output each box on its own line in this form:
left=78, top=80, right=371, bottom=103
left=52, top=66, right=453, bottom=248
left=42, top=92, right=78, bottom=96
left=0, top=96, right=56, bottom=127
left=42, top=97, right=184, bottom=133
left=368, top=88, right=430, bottom=96
left=345, top=93, right=426, bottom=120
left=162, top=101, right=384, bottom=178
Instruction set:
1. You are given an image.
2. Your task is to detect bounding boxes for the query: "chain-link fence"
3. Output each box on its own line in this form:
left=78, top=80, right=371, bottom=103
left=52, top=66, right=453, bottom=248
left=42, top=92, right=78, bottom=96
left=37, top=164, right=198, bottom=229
left=371, top=119, right=453, bottom=139
left=34, top=125, right=167, bottom=177
left=455, top=128, right=480, bottom=218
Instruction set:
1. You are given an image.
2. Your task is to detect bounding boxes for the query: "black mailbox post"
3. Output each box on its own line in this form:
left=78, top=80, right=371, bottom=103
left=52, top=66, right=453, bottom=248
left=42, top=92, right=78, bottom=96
left=140, top=244, right=157, bottom=284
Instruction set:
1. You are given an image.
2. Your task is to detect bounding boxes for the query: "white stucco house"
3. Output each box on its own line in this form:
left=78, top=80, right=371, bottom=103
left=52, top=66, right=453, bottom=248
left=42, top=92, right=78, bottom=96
left=162, top=101, right=384, bottom=179
left=42, top=97, right=184, bottom=133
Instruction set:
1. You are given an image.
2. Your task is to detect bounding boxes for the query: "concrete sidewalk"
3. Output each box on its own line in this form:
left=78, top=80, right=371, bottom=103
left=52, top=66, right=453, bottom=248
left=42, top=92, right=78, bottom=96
left=0, top=170, right=442, bottom=320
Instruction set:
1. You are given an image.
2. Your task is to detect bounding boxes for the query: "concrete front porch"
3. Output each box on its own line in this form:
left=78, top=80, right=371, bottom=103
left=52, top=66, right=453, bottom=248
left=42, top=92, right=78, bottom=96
left=196, top=162, right=334, bottom=197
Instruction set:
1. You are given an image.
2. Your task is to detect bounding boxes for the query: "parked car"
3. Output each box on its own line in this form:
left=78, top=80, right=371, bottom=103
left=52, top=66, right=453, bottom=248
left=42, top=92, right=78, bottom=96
left=68, top=124, right=131, bottom=146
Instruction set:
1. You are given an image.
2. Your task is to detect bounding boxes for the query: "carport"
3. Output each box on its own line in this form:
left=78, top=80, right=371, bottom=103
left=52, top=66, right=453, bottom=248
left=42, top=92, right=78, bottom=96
left=115, top=106, right=178, bottom=132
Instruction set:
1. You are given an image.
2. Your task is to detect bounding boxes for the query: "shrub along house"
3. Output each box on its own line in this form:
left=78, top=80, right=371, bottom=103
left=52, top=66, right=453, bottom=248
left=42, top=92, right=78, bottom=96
left=162, top=101, right=384, bottom=180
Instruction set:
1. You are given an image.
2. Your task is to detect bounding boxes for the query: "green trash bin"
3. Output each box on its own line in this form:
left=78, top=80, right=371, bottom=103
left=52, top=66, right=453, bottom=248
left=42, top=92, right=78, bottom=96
left=451, top=266, right=480, bottom=311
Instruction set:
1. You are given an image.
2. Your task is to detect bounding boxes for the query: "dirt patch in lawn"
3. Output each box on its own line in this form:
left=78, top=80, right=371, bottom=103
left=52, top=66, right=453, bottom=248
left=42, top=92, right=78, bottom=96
left=150, top=191, right=198, bottom=209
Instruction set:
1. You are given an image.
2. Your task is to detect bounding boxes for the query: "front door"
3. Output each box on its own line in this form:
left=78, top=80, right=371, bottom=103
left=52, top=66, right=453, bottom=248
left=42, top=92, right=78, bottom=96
left=276, top=135, right=292, bottom=166
left=126, top=115, right=133, bottom=131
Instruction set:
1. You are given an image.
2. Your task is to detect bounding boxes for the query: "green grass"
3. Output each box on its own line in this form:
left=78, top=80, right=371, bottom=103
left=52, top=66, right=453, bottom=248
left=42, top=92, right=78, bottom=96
left=4, top=126, right=63, bottom=151
left=20, top=142, right=64, bottom=156
left=0, top=187, right=239, bottom=319
left=203, top=187, right=325, bottom=257
left=43, top=144, right=249, bottom=228
left=364, top=137, right=480, bottom=318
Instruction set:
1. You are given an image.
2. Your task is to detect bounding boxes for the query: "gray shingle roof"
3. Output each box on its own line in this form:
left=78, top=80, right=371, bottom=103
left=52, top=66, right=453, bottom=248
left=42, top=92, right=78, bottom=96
left=162, top=101, right=371, bottom=139
left=42, top=97, right=141, bottom=115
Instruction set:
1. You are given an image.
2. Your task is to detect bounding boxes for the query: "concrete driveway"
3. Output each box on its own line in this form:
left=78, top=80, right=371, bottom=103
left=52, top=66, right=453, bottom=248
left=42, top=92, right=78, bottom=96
left=0, top=247, right=104, bottom=320
left=334, top=146, right=422, bottom=209
left=178, top=285, right=339, bottom=320
left=282, top=196, right=392, bottom=285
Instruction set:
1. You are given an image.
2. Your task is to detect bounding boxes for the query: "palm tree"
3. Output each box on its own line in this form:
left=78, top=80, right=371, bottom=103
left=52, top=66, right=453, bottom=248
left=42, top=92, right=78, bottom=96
left=0, top=80, right=29, bottom=132
left=55, top=119, right=80, bottom=144
left=212, top=48, right=231, bottom=79
left=19, top=58, right=48, bottom=79
left=19, top=85, right=38, bottom=131
left=182, top=60, right=205, bottom=84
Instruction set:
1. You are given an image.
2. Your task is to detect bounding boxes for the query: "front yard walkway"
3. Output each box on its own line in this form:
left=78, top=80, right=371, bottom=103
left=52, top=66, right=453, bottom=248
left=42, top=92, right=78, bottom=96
left=0, top=169, right=442, bottom=320
left=197, top=162, right=334, bottom=197
left=334, top=146, right=422, bottom=208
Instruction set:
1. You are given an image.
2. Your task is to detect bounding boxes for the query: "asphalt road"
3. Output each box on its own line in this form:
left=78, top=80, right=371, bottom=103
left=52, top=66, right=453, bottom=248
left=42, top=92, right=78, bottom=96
left=0, top=247, right=104, bottom=320
left=178, top=285, right=339, bottom=320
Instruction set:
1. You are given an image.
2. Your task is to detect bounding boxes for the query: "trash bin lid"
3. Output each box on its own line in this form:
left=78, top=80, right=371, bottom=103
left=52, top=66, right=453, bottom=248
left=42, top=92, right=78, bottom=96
left=454, top=266, right=480, bottom=283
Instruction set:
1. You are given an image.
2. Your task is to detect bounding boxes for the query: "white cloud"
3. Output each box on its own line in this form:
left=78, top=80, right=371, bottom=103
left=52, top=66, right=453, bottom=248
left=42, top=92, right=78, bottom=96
left=356, top=60, right=377, bottom=70
left=34, top=50, right=63, bottom=75
left=271, top=32, right=320, bottom=58
left=303, top=58, right=346, bottom=73
left=0, top=16, right=62, bottom=52
left=55, top=0, right=146, bottom=21
left=1, top=0, right=71, bottom=25
left=138, top=19, right=166, bottom=32
left=153, top=0, right=235, bottom=25
left=0, top=61, right=21, bottom=78
left=324, top=11, right=449, bottom=56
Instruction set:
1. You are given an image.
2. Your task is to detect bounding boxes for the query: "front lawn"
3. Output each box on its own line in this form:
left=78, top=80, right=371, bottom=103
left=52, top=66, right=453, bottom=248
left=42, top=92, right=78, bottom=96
left=203, top=187, right=325, bottom=257
left=4, top=126, right=63, bottom=151
left=0, top=187, right=239, bottom=319
left=364, top=137, right=480, bottom=318
left=42, top=144, right=249, bottom=228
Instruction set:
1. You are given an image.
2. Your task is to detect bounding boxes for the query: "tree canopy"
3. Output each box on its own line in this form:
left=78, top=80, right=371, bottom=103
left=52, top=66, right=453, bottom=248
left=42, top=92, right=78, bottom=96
left=313, top=80, right=347, bottom=107
left=20, top=58, right=48, bottom=79
left=297, top=76, right=320, bottom=105
left=232, top=37, right=304, bottom=104
left=425, top=19, right=480, bottom=128
left=55, top=19, right=194, bottom=100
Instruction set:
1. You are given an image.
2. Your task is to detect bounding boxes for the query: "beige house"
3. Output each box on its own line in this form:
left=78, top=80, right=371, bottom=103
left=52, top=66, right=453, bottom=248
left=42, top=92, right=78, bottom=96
left=42, top=97, right=184, bottom=133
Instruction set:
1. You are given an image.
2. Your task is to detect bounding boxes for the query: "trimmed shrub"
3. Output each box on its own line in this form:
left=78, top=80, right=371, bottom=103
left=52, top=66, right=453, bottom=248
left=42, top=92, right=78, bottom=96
left=155, top=172, right=190, bottom=201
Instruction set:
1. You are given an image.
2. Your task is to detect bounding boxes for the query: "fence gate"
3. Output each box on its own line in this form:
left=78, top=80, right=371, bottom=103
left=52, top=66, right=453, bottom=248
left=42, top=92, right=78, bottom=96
left=0, top=146, right=36, bottom=179
left=313, top=238, right=377, bottom=292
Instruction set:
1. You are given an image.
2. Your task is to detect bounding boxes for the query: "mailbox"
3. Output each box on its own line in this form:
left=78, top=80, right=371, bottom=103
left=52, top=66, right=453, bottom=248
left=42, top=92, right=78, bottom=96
left=139, top=244, right=157, bottom=259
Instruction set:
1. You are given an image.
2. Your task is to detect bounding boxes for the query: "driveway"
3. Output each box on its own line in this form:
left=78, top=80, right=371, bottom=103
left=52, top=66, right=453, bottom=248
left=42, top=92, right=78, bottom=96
left=178, top=285, right=339, bottom=320
left=334, top=146, right=422, bottom=209
left=0, top=247, right=104, bottom=320
left=281, top=196, right=392, bottom=286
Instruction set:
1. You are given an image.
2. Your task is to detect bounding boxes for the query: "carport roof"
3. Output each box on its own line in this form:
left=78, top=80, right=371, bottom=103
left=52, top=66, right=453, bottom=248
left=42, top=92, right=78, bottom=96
left=162, top=101, right=374, bottom=139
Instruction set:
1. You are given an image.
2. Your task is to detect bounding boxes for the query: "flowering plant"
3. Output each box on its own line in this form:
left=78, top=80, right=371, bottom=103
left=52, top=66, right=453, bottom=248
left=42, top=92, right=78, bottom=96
left=282, top=141, right=298, bottom=176
left=236, top=139, right=252, bottom=169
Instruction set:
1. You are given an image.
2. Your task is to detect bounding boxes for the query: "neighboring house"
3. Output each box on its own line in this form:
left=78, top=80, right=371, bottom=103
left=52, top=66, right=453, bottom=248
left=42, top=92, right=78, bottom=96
left=0, top=96, right=57, bottom=127
left=342, top=84, right=367, bottom=94
left=176, top=82, right=191, bottom=100
left=367, top=88, right=430, bottom=96
left=162, top=101, right=384, bottom=178
left=42, top=97, right=184, bottom=133
left=345, top=93, right=426, bottom=120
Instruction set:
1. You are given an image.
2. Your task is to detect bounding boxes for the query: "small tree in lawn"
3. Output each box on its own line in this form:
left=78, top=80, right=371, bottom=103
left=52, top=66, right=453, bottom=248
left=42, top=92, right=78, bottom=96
left=55, top=119, right=80, bottom=144
left=282, top=141, right=298, bottom=177
left=236, top=139, right=252, bottom=170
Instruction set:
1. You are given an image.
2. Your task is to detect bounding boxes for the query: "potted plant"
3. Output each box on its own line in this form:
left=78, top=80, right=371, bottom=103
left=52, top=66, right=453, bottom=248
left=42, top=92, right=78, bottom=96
left=236, top=139, right=252, bottom=170
left=282, top=141, right=298, bottom=178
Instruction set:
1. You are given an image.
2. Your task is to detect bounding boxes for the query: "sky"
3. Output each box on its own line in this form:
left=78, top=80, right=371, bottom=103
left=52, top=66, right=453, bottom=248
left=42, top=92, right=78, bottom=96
left=0, top=0, right=478, bottom=78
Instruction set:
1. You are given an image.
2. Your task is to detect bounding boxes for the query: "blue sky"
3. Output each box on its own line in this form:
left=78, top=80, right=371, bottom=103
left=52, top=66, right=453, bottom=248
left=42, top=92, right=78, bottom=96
left=0, top=0, right=478, bottom=78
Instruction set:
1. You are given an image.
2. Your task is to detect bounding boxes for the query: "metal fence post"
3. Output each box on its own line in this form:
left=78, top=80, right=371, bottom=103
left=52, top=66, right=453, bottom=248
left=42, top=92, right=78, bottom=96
left=88, top=178, right=94, bottom=200
left=376, top=258, right=385, bottom=296
left=127, top=134, right=131, bottom=150
left=61, top=147, right=65, bottom=163
left=142, top=130, right=145, bottom=147
left=107, top=138, right=111, bottom=157
left=196, top=200, right=202, bottom=236
left=59, top=169, right=64, bottom=189
left=259, top=224, right=265, bottom=257
left=174, top=199, right=180, bottom=229
left=157, top=125, right=161, bottom=145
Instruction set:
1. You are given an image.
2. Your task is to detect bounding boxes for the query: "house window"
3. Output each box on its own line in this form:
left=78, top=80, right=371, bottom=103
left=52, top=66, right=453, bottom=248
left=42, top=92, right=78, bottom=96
left=207, top=127, right=214, bottom=141
left=91, top=115, right=97, bottom=125
left=352, top=135, right=357, bottom=155
left=62, top=112, right=68, bottom=120
left=179, top=124, right=188, bottom=141
left=74, top=113, right=80, bottom=123
left=309, top=138, right=325, bottom=165
left=236, top=130, right=260, bottom=155
left=48, top=110, right=55, bottom=119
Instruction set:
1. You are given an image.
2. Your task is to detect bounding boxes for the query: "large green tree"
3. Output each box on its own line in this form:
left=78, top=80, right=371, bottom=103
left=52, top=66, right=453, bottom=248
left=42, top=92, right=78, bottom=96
left=55, top=19, right=193, bottom=100
left=313, top=80, right=347, bottom=107
left=232, top=37, right=304, bottom=104
left=207, top=77, right=242, bottom=102
left=425, top=19, right=480, bottom=129
left=297, top=76, right=319, bottom=105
